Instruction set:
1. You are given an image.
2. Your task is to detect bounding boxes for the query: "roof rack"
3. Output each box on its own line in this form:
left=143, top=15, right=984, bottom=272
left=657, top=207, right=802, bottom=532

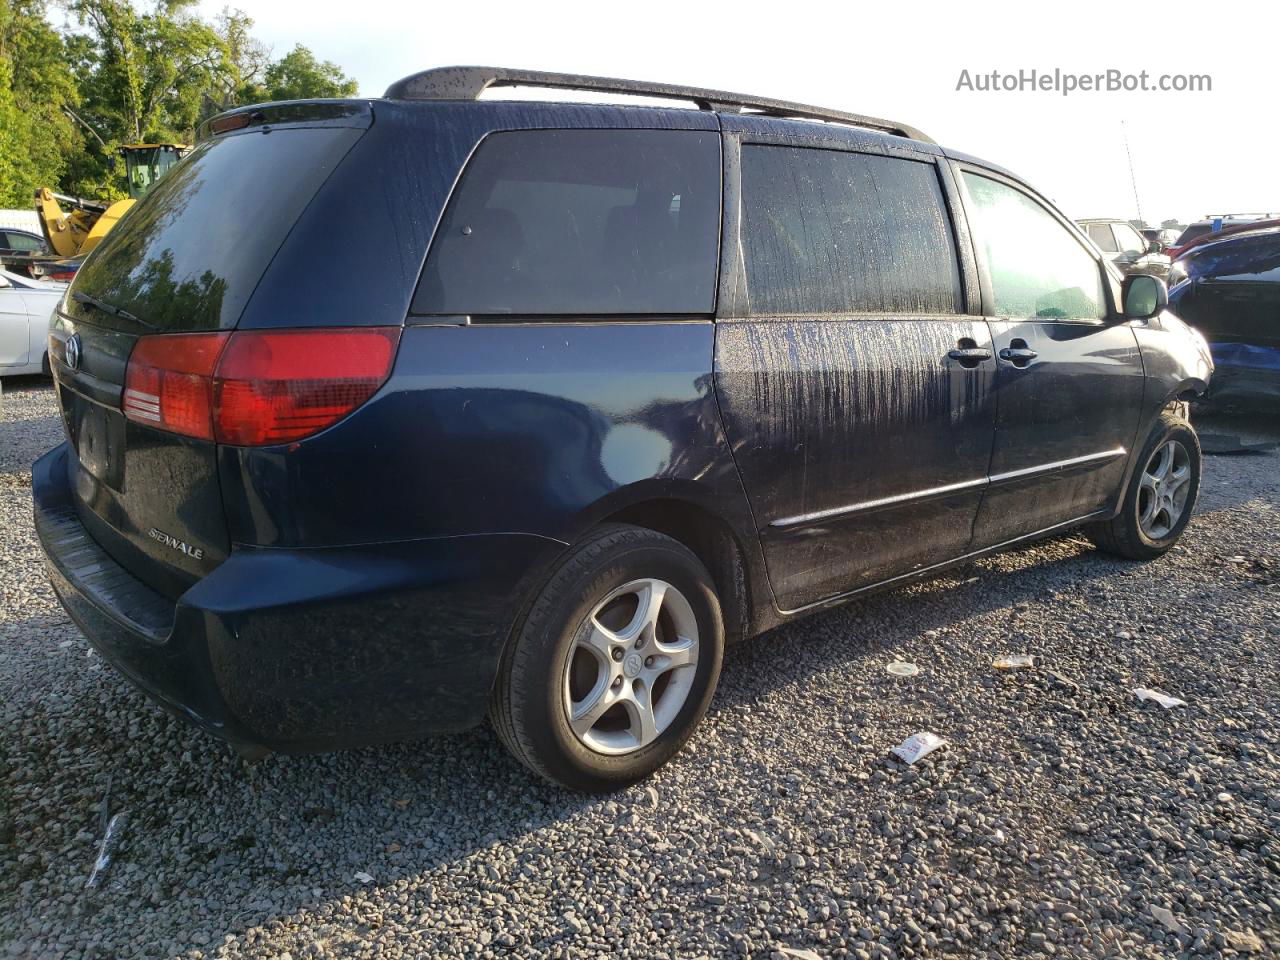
left=1203, top=212, right=1280, bottom=220
left=383, top=66, right=934, bottom=144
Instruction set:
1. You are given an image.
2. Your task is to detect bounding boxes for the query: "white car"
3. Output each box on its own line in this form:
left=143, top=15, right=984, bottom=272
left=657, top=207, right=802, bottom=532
left=0, top=269, right=65, bottom=377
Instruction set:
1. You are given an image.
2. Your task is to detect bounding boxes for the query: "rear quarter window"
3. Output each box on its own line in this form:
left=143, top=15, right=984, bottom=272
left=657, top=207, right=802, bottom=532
left=413, top=129, right=721, bottom=317
left=738, top=145, right=961, bottom=316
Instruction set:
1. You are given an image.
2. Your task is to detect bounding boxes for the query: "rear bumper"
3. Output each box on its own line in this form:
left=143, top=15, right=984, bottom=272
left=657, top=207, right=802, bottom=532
left=33, top=443, right=564, bottom=753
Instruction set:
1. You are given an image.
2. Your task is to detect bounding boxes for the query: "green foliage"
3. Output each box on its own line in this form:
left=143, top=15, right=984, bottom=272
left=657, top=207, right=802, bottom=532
left=0, top=0, right=80, bottom=206
left=0, top=0, right=359, bottom=203
left=247, top=43, right=358, bottom=103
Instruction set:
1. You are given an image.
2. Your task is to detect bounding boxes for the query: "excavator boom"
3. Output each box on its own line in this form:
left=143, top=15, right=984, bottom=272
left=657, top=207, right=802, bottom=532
left=34, top=143, right=186, bottom=258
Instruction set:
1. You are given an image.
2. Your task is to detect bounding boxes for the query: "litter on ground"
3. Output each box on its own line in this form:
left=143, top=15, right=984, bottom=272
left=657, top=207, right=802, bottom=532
left=1134, top=688, right=1187, bottom=709
left=85, top=812, right=128, bottom=889
left=992, top=654, right=1036, bottom=670
left=890, top=732, right=948, bottom=765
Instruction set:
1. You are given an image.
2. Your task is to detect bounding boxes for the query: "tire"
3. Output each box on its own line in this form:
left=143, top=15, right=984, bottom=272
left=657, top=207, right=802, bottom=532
left=490, top=523, right=724, bottom=792
left=1087, top=411, right=1201, bottom=560
left=41, top=351, right=51, bottom=377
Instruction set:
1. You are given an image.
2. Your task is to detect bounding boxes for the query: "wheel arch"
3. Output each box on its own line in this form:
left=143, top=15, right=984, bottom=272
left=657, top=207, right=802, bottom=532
left=597, top=495, right=755, bottom=644
left=1169, top=376, right=1210, bottom=402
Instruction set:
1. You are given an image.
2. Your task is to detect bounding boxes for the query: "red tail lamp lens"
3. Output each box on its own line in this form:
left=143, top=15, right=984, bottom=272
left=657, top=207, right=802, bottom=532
left=122, top=327, right=400, bottom=445
left=123, top=333, right=230, bottom=440
left=213, top=328, right=400, bottom=446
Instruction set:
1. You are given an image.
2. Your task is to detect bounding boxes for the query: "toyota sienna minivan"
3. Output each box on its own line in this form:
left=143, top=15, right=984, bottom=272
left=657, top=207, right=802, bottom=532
left=34, top=67, right=1213, bottom=792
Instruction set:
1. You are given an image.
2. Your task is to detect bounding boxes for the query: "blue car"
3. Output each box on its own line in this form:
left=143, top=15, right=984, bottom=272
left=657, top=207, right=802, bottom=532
left=1169, top=226, right=1280, bottom=408
left=35, top=68, right=1212, bottom=791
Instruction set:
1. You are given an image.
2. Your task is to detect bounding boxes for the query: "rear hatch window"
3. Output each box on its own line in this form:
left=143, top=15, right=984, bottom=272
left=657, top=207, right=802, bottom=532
left=71, top=120, right=367, bottom=332
left=55, top=111, right=368, bottom=598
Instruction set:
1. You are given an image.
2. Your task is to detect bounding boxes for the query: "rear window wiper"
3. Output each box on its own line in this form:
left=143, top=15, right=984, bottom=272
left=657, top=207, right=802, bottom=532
left=71, top=291, right=156, bottom=330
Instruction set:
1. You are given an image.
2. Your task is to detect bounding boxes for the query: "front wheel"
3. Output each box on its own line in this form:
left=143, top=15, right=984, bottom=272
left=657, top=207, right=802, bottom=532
left=490, top=524, right=723, bottom=792
left=1087, top=411, right=1201, bottom=560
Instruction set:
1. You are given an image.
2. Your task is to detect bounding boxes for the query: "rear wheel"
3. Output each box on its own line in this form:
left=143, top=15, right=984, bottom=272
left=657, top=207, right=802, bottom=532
left=1087, top=412, right=1201, bottom=560
left=490, top=524, right=723, bottom=792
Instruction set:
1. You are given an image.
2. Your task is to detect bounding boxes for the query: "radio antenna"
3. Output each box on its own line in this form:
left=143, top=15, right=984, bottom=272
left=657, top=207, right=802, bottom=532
left=1121, top=120, right=1144, bottom=225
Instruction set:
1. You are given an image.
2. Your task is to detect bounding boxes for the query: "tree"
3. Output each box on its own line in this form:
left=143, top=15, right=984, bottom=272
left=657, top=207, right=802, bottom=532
left=69, top=0, right=230, bottom=143
left=63, top=0, right=235, bottom=196
left=0, top=1, right=360, bottom=203
left=211, top=6, right=267, bottom=110
left=0, top=0, right=80, bottom=206
left=254, top=43, right=357, bottom=102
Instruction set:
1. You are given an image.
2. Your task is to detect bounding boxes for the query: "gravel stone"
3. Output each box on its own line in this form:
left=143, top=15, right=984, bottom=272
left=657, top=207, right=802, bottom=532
left=2, top=381, right=1279, bottom=959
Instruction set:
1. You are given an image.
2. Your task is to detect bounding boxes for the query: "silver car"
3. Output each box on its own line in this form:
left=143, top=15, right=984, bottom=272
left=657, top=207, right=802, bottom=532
left=0, top=269, right=65, bottom=377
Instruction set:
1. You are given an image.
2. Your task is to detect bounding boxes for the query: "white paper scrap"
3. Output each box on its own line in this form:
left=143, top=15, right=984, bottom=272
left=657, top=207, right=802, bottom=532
left=890, top=732, right=948, bottom=765
left=1133, top=688, right=1187, bottom=709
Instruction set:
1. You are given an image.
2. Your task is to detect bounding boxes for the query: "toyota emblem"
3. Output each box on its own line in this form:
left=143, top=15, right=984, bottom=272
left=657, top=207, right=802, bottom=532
left=65, top=333, right=82, bottom=371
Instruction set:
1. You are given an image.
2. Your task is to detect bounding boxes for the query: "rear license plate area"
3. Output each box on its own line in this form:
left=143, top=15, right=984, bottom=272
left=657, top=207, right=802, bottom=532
left=67, top=396, right=126, bottom=491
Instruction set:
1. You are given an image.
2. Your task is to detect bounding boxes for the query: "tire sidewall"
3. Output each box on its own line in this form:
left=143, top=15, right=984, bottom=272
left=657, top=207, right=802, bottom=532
left=1125, top=416, right=1201, bottom=553
left=518, top=538, right=723, bottom=791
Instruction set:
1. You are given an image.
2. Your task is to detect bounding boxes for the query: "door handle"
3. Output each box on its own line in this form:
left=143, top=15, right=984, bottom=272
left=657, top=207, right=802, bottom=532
left=947, top=347, right=992, bottom=364
left=999, top=347, right=1039, bottom=365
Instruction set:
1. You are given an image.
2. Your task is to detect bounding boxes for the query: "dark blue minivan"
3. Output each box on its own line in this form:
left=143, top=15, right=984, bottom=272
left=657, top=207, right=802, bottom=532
left=34, top=68, right=1213, bottom=791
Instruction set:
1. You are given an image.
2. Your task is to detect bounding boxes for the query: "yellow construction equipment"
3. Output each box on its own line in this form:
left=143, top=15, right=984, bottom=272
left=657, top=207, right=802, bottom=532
left=35, top=144, right=187, bottom=258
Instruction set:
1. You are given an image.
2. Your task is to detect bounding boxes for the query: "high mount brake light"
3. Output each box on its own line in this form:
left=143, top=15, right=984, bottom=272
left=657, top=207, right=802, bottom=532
left=122, top=327, right=400, bottom=445
left=209, top=113, right=252, bottom=134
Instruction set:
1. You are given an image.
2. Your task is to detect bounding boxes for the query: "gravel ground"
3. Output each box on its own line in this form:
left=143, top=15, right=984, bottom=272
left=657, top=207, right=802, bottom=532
left=2, top=377, right=1278, bottom=959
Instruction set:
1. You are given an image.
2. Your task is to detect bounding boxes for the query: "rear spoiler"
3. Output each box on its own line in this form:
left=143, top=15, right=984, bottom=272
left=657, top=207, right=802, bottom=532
left=197, top=100, right=373, bottom=142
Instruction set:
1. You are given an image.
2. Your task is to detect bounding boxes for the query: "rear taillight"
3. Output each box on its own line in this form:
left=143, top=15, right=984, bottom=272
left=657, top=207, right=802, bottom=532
left=213, top=329, right=401, bottom=445
left=123, top=333, right=230, bottom=440
left=122, top=327, right=400, bottom=445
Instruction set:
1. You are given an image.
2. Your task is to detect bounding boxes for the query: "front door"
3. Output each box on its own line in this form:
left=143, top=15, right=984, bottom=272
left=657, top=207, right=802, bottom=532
left=958, top=170, right=1145, bottom=549
left=714, top=137, right=996, bottom=612
left=0, top=285, right=31, bottom=367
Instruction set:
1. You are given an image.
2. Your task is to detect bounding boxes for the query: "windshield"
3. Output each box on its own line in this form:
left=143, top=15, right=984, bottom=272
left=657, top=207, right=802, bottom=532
left=1113, top=223, right=1146, bottom=255
left=124, top=147, right=183, bottom=199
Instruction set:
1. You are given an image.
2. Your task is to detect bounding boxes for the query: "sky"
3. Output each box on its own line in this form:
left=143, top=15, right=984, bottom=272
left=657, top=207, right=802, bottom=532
left=193, top=0, right=1275, bottom=228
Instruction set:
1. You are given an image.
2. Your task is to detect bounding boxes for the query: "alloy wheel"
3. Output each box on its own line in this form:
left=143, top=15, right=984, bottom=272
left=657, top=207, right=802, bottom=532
left=562, top=578, right=700, bottom=755
left=1138, top=439, right=1192, bottom=540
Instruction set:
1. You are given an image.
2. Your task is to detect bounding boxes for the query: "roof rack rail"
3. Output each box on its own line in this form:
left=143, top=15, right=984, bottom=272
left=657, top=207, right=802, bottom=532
left=383, top=66, right=934, bottom=144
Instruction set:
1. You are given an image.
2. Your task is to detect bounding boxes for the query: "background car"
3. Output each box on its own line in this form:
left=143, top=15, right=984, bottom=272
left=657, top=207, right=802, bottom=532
left=1169, top=226, right=1280, bottom=408
left=0, top=228, right=48, bottom=257
left=1167, top=214, right=1280, bottom=260
left=0, top=269, right=64, bottom=377
left=1078, top=217, right=1171, bottom=279
left=1141, top=227, right=1180, bottom=249
left=29, top=257, right=82, bottom=282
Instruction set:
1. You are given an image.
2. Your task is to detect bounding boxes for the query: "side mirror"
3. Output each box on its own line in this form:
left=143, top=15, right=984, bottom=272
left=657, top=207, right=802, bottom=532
left=1147, top=239, right=1164, bottom=255
left=1122, top=273, right=1168, bottom=320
